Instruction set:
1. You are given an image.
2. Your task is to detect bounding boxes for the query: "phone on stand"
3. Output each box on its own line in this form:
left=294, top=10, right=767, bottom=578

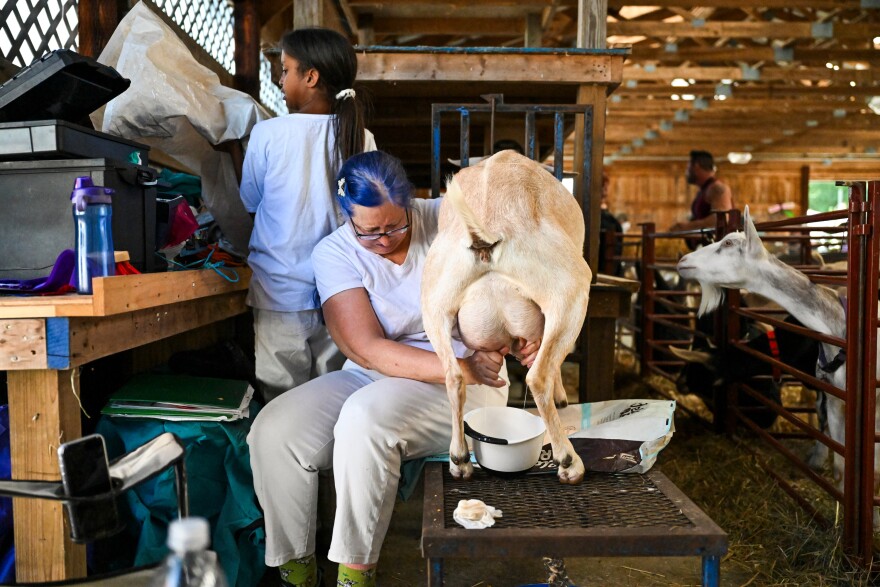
left=57, top=434, right=122, bottom=543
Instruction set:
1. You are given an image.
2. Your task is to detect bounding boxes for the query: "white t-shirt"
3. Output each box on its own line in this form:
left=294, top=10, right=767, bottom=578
left=312, top=198, right=468, bottom=358
left=240, top=113, right=376, bottom=312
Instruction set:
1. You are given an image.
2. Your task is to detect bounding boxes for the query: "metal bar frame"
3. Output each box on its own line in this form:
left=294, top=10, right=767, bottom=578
left=430, top=99, right=595, bottom=402
left=637, top=183, right=880, bottom=566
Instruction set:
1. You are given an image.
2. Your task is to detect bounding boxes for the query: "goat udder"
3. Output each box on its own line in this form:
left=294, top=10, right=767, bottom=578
left=456, top=275, right=544, bottom=352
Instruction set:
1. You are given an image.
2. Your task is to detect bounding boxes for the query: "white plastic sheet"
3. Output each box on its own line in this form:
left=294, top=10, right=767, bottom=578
left=90, top=2, right=271, bottom=255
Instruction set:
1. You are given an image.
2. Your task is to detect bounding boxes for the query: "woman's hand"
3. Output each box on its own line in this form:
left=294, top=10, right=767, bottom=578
left=511, top=337, right=541, bottom=368
left=461, top=348, right=508, bottom=388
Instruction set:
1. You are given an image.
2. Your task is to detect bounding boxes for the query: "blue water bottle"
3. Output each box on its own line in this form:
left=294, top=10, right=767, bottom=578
left=71, top=176, right=116, bottom=294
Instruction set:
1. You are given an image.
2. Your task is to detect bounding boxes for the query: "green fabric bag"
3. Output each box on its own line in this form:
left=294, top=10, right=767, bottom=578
left=96, top=401, right=265, bottom=587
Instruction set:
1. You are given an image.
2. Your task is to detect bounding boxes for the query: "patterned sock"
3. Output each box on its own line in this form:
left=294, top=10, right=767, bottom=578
left=336, top=565, right=377, bottom=587
left=279, top=555, right=318, bottom=587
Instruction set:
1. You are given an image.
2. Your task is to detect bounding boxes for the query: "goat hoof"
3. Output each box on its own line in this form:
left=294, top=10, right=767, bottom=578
left=559, top=472, right=584, bottom=485
left=559, top=454, right=573, bottom=469
left=555, top=399, right=569, bottom=409
left=449, top=460, right=474, bottom=480
left=557, top=457, right=585, bottom=485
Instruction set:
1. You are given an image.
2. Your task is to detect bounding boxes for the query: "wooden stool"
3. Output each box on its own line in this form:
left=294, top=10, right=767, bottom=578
left=421, top=462, right=727, bottom=586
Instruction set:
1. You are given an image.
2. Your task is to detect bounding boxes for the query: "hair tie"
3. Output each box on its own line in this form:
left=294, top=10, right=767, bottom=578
left=337, top=178, right=346, bottom=197
left=335, top=88, right=356, bottom=100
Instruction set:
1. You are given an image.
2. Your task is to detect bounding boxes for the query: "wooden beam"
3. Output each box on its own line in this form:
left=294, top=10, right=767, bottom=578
left=0, top=320, right=48, bottom=370
left=608, top=0, right=868, bottom=8
left=256, top=0, right=290, bottom=26
left=357, top=52, right=622, bottom=84
left=525, top=13, right=543, bottom=47
left=348, top=0, right=556, bottom=8
left=373, top=17, right=525, bottom=36
left=295, top=0, right=323, bottom=28
left=338, top=0, right=359, bottom=34
left=8, top=369, right=85, bottom=582
left=608, top=97, right=873, bottom=112
left=624, top=65, right=880, bottom=83
left=606, top=21, right=877, bottom=40
left=631, top=46, right=880, bottom=65
left=45, top=294, right=247, bottom=370
left=617, top=85, right=880, bottom=97
left=576, top=0, right=607, bottom=49
left=77, top=0, right=119, bottom=58
left=233, top=0, right=261, bottom=98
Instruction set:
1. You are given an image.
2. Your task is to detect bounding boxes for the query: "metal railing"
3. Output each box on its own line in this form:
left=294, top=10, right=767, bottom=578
left=635, top=182, right=880, bottom=565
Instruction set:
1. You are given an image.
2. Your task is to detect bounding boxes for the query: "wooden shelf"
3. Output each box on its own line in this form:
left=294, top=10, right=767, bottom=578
left=0, top=268, right=251, bottom=319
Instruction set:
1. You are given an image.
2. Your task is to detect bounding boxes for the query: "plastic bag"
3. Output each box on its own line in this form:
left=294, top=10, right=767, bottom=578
left=527, top=399, right=676, bottom=474
left=90, top=2, right=270, bottom=255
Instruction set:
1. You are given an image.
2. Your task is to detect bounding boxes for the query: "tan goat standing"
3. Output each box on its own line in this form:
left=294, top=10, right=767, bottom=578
left=421, top=150, right=592, bottom=483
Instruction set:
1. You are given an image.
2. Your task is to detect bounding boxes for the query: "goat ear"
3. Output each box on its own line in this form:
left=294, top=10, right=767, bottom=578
left=743, top=205, right=763, bottom=256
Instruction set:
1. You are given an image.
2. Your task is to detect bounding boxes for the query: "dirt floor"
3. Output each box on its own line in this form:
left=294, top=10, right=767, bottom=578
left=297, top=356, right=879, bottom=587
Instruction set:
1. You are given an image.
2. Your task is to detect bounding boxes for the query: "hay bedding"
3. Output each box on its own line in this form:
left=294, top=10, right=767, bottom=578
left=601, top=355, right=880, bottom=586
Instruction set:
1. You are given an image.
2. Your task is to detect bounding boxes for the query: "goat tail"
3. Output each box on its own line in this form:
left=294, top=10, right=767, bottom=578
left=446, top=179, right=501, bottom=246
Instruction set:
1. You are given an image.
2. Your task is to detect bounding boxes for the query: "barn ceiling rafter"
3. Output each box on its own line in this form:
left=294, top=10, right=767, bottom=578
left=272, top=1, right=880, bottom=164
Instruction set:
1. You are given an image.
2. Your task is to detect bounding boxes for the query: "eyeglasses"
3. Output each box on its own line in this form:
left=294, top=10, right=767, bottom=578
left=351, top=209, right=410, bottom=241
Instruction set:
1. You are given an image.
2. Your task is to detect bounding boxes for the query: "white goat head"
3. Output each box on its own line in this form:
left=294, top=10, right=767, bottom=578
left=676, top=206, right=767, bottom=316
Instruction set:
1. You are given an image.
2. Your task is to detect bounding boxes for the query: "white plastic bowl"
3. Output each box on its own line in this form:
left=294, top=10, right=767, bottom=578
left=463, top=406, right=546, bottom=473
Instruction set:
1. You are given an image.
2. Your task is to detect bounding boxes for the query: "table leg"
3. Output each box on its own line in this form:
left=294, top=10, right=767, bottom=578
left=7, top=369, right=85, bottom=582
left=701, top=554, right=720, bottom=587
left=426, top=557, right=444, bottom=586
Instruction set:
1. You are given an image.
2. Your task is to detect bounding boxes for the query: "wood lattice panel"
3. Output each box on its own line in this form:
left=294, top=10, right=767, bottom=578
left=0, top=0, right=78, bottom=67
left=152, top=0, right=235, bottom=73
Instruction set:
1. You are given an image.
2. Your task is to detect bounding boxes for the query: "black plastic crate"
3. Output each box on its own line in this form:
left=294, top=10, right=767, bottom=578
left=0, top=158, right=159, bottom=280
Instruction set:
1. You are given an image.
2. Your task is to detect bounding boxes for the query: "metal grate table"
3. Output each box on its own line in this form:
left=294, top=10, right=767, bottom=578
left=421, top=462, right=728, bottom=586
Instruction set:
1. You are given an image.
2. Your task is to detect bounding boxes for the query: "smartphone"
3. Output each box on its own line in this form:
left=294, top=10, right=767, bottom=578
left=57, top=434, right=122, bottom=543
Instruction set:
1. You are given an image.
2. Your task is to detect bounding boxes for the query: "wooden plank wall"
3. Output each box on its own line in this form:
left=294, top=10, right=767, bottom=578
left=604, top=160, right=880, bottom=235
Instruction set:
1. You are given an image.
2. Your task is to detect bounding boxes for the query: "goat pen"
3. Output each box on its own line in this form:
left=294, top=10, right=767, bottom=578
left=632, top=181, right=880, bottom=567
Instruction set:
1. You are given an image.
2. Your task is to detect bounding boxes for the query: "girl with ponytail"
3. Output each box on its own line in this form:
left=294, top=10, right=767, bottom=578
left=240, top=28, right=375, bottom=406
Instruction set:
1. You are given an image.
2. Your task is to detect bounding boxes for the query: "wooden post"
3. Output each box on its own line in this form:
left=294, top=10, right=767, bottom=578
left=574, top=0, right=608, bottom=273
left=357, top=13, right=376, bottom=46
left=799, top=164, right=811, bottom=214
left=525, top=13, right=542, bottom=48
left=77, top=0, right=120, bottom=59
left=7, top=369, right=85, bottom=582
left=574, top=84, right=607, bottom=274
left=295, top=0, right=325, bottom=28
left=577, top=0, right=607, bottom=50
left=233, top=0, right=260, bottom=98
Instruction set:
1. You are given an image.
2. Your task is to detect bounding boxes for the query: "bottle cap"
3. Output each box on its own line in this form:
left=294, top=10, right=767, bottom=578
left=167, top=517, right=210, bottom=553
left=71, top=176, right=114, bottom=212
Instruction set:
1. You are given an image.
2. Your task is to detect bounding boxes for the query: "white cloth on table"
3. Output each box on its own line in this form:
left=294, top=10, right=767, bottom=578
left=453, top=499, right=503, bottom=529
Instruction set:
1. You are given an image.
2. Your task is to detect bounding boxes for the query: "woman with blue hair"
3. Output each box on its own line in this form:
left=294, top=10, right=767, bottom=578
left=247, top=151, right=512, bottom=587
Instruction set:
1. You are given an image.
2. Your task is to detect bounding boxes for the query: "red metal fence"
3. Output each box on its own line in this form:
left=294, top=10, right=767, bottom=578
left=626, top=181, right=879, bottom=565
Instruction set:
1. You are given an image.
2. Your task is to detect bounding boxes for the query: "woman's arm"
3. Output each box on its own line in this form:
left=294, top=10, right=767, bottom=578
left=323, top=288, right=506, bottom=387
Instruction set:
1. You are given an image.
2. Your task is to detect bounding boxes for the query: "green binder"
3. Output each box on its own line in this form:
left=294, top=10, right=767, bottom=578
left=102, top=373, right=251, bottom=420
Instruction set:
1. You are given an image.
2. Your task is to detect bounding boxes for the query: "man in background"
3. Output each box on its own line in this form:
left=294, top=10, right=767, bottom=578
left=670, top=150, right=733, bottom=233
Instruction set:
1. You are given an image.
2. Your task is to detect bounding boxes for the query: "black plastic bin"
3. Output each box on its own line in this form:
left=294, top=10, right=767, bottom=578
left=0, top=158, right=159, bottom=280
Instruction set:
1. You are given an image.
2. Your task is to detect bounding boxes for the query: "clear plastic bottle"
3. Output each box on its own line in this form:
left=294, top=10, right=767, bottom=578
left=148, top=518, right=228, bottom=587
left=71, top=176, right=116, bottom=294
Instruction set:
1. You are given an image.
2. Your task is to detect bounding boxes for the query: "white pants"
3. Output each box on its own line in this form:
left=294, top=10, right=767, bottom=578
left=247, top=360, right=508, bottom=566
left=253, top=308, right=345, bottom=402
